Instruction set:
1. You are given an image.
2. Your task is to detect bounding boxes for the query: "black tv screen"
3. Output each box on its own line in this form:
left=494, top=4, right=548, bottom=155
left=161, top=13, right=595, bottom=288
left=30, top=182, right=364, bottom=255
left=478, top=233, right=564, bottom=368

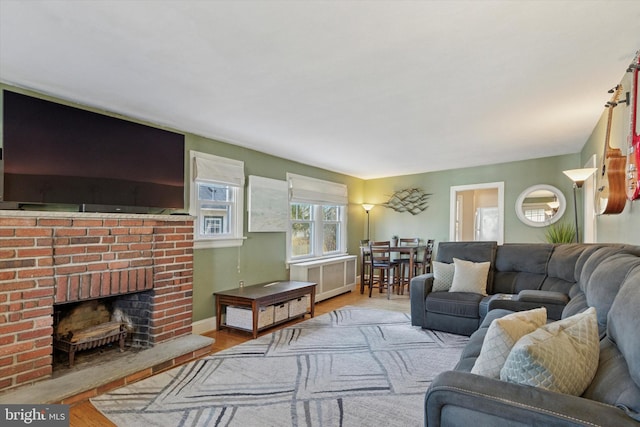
left=1, top=91, right=185, bottom=213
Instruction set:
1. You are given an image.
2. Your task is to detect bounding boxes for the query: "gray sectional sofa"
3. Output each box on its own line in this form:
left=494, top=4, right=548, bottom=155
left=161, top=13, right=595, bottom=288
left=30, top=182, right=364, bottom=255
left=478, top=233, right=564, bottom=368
left=410, top=241, right=607, bottom=336
left=409, top=242, right=640, bottom=426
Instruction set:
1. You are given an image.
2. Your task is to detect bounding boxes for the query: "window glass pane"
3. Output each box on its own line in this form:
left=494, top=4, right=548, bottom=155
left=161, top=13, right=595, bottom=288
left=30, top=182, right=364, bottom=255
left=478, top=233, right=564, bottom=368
left=201, top=206, right=231, bottom=235
left=323, top=223, right=338, bottom=252
left=291, top=223, right=312, bottom=256
left=322, top=206, right=338, bottom=221
left=291, top=203, right=312, bottom=220
left=199, top=183, right=232, bottom=202
left=203, top=216, right=223, bottom=234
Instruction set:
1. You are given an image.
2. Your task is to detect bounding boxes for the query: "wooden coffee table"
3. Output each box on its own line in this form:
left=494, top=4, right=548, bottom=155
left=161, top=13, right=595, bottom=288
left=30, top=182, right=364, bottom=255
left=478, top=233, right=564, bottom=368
left=214, top=281, right=317, bottom=338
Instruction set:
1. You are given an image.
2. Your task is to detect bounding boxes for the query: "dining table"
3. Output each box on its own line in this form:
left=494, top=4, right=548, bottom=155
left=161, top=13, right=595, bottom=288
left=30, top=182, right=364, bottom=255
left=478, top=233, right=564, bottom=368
left=359, top=244, right=426, bottom=294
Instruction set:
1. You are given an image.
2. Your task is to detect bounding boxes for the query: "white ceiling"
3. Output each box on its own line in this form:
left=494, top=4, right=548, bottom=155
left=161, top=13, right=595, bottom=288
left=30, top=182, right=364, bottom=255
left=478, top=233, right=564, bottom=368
left=1, top=1, right=639, bottom=179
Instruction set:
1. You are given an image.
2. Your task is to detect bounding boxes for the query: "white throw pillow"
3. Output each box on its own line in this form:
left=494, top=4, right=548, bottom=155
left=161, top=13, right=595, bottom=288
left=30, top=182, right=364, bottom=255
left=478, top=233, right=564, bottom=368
left=471, top=307, right=547, bottom=379
left=432, top=261, right=455, bottom=291
left=448, top=258, right=490, bottom=295
left=500, top=307, right=599, bottom=396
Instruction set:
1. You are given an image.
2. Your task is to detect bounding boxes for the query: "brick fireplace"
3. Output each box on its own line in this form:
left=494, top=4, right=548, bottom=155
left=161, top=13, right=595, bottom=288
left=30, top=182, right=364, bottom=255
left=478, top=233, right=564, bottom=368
left=0, top=212, right=194, bottom=392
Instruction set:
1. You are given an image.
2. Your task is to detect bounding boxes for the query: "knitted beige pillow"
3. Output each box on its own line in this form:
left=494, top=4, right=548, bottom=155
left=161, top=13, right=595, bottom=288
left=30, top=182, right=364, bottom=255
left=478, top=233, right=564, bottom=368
left=500, top=307, right=599, bottom=396
left=471, top=307, right=547, bottom=379
left=449, top=258, right=490, bottom=295
left=432, top=261, right=455, bottom=291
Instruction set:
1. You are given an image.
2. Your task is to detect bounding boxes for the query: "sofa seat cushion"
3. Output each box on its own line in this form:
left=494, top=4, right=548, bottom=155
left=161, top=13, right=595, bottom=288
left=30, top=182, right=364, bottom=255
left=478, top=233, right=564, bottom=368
left=426, top=291, right=485, bottom=318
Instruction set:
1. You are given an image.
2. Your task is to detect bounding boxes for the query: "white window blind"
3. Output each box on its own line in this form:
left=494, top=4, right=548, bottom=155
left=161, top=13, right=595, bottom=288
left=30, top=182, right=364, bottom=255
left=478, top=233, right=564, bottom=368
left=193, top=154, right=244, bottom=186
left=287, top=173, right=347, bottom=205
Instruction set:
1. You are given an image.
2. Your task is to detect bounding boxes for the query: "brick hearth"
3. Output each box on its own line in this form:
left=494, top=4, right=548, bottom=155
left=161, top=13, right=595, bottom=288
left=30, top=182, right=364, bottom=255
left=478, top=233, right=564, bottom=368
left=0, top=211, right=195, bottom=392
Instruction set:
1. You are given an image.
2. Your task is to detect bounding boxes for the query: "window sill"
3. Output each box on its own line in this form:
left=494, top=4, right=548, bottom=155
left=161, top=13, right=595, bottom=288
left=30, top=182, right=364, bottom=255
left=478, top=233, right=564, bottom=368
left=194, top=237, right=246, bottom=249
left=287, top=253, right=351, bottom=266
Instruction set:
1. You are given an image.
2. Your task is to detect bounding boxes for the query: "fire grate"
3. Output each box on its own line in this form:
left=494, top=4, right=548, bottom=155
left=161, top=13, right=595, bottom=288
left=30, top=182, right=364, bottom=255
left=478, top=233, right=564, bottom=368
left=53, top=322, right=126, bottom=367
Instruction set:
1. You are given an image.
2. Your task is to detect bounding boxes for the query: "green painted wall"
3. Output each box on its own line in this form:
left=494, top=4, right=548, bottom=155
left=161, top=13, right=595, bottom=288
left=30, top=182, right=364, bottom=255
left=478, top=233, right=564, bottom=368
left=363, top=154, right=579, bottom=246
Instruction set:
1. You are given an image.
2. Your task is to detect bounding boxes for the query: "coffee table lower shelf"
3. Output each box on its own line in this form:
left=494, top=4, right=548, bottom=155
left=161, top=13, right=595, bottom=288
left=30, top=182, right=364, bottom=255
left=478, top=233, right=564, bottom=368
left=220, top=313, right=309, bottom=335
left=214, top=281, right=317, bottom=338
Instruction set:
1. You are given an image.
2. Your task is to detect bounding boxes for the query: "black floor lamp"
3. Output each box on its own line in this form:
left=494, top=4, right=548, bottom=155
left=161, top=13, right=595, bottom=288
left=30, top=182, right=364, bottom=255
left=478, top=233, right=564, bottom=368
left=562, top=168, right=597, bottom=243
left=362, top=204, right=374, bottom=242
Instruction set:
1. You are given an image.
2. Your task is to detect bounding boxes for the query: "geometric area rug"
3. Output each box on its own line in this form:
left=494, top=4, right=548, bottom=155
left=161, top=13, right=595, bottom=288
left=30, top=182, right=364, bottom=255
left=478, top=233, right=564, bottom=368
left=91, top=306, right=468, bottom=427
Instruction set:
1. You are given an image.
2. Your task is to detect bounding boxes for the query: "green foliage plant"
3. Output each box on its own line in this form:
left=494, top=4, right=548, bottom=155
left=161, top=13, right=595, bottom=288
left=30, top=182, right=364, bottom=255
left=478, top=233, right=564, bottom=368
left=544, top=222, right=576, bottom=243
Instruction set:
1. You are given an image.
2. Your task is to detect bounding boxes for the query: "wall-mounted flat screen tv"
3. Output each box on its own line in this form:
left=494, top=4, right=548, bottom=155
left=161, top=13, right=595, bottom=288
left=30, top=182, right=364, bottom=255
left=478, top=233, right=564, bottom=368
left=1, top=90, right=185, bottom=213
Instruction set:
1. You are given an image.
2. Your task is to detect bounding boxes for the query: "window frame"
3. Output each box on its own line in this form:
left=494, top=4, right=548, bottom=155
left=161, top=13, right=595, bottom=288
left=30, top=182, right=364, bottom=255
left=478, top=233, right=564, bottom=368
left=287, top=202, right=347, bottom=262
left=189, top=151, right=245, bottom=249
left=286, top=173, right=348, bottom=263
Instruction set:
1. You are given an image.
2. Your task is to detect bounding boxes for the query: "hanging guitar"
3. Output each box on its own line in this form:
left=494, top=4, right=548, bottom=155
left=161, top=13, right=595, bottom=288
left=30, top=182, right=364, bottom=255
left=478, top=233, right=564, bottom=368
left=596, top=84, right=627, bottom=215
left=626, top=50, right=640, bottom=201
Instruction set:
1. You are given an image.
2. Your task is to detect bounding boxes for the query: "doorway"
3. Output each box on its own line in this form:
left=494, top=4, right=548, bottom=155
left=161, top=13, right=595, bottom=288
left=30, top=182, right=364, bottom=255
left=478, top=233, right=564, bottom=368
left=450, top=182, right=504, bottom=244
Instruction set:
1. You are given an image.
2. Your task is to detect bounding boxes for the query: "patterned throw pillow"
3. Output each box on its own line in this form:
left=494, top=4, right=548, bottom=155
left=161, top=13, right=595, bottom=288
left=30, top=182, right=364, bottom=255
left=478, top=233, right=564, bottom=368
left=448, top=258, right=491, bottom=295
left=500, top=307, right=599, bottom=396
left=471, top=307, right=547, bottom=379
left=432, top=261, right=455, bottom=291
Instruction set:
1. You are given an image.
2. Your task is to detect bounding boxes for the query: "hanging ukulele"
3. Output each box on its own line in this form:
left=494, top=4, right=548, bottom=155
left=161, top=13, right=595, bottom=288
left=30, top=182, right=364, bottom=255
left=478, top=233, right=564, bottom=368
left=596, top=84, right=627, bottom=215
left=626, top=50, right=640, bottom=201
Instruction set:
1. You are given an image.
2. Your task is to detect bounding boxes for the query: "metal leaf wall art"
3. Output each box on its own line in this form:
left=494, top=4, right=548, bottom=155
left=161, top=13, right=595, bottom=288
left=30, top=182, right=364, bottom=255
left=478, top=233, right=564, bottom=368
left=382, top=188, right=431, bottom=215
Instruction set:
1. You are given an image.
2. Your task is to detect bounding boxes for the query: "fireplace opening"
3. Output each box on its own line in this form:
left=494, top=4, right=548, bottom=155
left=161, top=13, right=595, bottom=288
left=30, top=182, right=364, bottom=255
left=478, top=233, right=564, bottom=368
left=52, top=291, right=153, bottom=375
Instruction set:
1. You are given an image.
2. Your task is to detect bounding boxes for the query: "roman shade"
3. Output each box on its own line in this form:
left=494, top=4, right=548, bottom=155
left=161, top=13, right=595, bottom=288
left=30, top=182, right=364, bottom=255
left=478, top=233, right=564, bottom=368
left=287, top=173, right=347, bottom=205
left=193, top=153, right=245, bottom=186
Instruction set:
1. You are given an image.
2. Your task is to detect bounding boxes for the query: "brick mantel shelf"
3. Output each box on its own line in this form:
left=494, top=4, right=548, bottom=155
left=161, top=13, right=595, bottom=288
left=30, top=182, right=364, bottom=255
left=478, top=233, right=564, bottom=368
left=0, top=211, right=195, bottom=392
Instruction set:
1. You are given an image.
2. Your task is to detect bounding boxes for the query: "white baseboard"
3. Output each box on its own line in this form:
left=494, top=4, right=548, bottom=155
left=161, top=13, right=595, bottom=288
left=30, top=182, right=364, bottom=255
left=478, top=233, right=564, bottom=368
left=192, top=316, right=217, bottom=335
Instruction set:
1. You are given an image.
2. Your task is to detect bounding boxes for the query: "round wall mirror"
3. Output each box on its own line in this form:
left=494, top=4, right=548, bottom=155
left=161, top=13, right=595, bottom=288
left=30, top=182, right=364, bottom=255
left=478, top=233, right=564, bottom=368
left=515, top=184, right=566, bottom=227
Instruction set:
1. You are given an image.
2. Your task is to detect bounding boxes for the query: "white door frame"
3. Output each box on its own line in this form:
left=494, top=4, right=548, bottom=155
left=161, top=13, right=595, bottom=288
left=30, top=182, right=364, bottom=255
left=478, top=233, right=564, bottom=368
left=449, top=182, right=504, bottom=244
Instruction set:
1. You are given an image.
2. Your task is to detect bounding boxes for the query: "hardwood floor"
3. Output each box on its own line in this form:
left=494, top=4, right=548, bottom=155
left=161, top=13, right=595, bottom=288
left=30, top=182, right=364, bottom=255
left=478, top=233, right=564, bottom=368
left=70, top=285, right=410, bottom=426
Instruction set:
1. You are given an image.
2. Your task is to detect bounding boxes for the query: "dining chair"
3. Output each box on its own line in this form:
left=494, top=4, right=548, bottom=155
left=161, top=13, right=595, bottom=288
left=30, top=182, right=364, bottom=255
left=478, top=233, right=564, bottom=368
left=395, top=237, right=419, bottom=295
left=359, top=240, right=372, bottom=294
left=414, top=239, right=435, bottom=275
left=368, top=240, right=399, bottom=298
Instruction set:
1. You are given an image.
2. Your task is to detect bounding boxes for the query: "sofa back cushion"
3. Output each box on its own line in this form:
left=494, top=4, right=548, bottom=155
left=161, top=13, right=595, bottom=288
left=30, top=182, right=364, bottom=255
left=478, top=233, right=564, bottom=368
left=541, top=244, right=594, bottom=294
left=587, top=252, right=640, bottom=329
left=607, top=266, right=640, bottom=392
left=583, top=266, right=640, bottom=421
left=493, top=244, right=552, bottom=294
left=563, top=246, right=640, bottom=336
left=436, top=241, right=497, bottom=264
left=436, top=241, right=497, bottom=292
